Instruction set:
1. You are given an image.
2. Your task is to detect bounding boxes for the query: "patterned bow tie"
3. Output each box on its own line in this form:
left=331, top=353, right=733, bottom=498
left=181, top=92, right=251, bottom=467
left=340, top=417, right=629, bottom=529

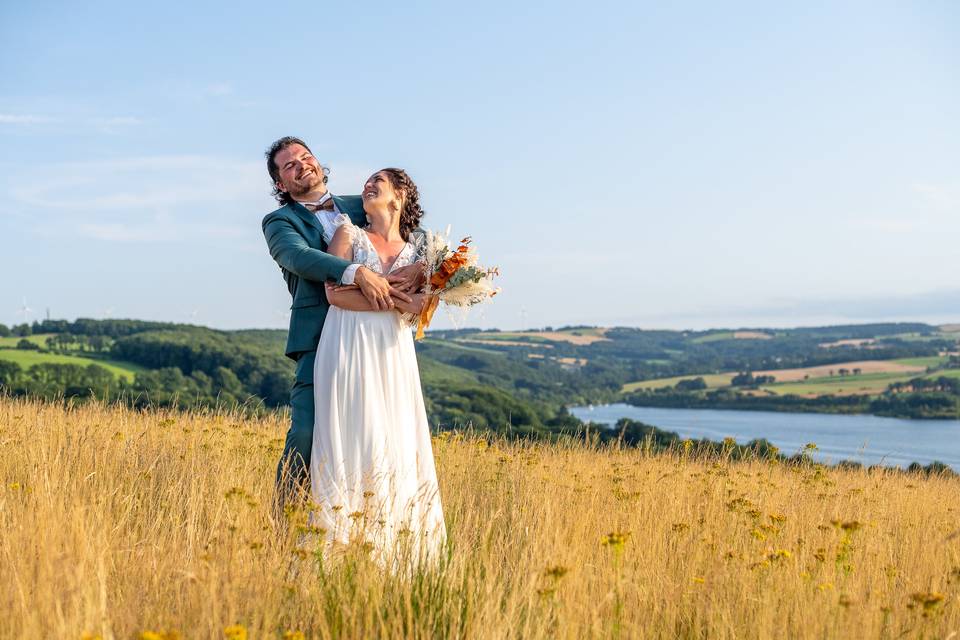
left=303, top=195, right=334, bottom=212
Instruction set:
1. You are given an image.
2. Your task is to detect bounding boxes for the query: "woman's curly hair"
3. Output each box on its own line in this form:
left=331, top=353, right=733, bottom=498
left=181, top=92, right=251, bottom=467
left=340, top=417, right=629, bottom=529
left=380, top=168, right=425, bottom=241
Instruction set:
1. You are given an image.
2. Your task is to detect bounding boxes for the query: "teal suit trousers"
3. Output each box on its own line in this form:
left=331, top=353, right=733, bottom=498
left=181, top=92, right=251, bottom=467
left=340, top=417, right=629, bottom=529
left=275, top=350, right=316, bottom=500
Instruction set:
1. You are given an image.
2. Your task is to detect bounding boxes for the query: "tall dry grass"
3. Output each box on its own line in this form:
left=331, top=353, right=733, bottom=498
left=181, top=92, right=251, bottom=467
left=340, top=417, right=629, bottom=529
left=2, top=396, right=959, bottom=639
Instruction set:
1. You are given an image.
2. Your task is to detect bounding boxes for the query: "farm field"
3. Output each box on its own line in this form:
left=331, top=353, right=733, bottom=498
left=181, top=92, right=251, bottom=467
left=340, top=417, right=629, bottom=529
left=0, top=333, right=54, bottom=348
left=752, top=360, right=927, bottom=383
left=456, top=338, right=553, bottom=348
left=761, top=372, right=916, bottom=397
left=692, top=331, right=774, bottom=343
left=0, top=349, right=143, bottom=381
left=621, top=359, right=942, bottom=395
left=622, top=373, right=735, bottom=392
left=892, top=356, right=950, bottom=368
left=463, top=328, right=609, bottom=346
left=4, top=397, right=960, bottom=638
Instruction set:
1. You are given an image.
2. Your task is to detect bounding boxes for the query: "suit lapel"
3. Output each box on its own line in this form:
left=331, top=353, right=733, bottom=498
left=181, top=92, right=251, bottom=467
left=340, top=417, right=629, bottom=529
left=289, top=201, right=326, bottom=238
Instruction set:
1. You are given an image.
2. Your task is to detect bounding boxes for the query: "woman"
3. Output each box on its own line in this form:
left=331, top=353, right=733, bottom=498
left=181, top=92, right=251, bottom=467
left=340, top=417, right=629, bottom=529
left=308, top=168, right=446, bottom=561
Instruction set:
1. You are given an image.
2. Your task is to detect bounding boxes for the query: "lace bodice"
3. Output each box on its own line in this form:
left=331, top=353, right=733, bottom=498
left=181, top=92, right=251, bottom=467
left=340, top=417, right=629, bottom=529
left=325, top=213, right=423, bottom=275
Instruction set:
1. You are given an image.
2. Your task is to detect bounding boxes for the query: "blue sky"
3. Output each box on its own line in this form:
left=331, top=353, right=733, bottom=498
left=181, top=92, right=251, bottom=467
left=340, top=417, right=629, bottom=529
left=1, top=1, right=957, bottom=331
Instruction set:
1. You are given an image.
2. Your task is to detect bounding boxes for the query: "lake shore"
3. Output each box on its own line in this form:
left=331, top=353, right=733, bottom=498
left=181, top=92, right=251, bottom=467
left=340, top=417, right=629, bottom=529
left=571, top=403, right=960, bottom=471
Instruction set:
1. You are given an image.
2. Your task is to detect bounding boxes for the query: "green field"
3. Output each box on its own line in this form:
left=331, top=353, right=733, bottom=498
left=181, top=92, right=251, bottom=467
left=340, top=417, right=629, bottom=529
left=0, top=334, right=55, bottom=348
left=689, top=332, right=734, bottom=344
left=622, top=373, right=733, bottom=392
left=761, top=372, right=915, bottom=397
left=462, top=332, right=551, bottom=343
left=891, top=355, right=949, bottom=368
left=422, top=338, right=505, bottom=356
left=926, top=368, right=960, bottom=380
left=418, top=357, right=480, bottom=386
left=0, top=350, right=143, bottom=381
left=623, top=361, right=955, bottom=397
left=463, top=328, right=608, bottom=343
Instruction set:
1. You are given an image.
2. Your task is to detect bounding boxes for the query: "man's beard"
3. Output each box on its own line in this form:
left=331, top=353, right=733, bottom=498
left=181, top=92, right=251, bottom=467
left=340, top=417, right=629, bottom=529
left=288, top=172, right=324, bottom=199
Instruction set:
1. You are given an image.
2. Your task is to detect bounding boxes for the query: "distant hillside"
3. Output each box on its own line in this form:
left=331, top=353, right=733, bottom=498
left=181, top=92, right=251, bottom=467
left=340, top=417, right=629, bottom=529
left=1, top=318, right=957, bottom=424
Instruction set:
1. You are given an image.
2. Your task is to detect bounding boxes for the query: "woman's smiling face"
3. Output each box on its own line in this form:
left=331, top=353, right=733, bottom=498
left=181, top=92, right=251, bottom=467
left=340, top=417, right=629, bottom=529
left=362, top=170, right=401, bottom=214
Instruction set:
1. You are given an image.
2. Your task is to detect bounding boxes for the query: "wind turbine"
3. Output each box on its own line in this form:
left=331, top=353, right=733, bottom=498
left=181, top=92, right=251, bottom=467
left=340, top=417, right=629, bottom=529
left=519, top=306, right=528, bottom=332
left=17, top=298, right=33, bottom=324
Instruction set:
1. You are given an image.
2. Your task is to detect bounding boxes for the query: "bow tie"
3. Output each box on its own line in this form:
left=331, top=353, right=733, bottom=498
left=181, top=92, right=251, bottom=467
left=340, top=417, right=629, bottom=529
left=303, top=195, right=334, bottom=212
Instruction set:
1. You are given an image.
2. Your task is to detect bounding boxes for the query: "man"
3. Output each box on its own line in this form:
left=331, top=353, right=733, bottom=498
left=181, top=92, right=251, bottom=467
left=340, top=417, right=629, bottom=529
left=262, top=136, right=419, bottom=511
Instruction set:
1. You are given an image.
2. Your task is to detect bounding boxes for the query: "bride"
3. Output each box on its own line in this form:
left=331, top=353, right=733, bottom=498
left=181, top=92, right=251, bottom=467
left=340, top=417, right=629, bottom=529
left=308, top=168, right=446, bottom=560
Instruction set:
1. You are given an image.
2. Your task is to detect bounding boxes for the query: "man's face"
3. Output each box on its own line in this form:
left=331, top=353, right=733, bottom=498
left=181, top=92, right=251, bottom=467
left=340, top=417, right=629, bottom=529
left=274, top=143, right=325, bottom=198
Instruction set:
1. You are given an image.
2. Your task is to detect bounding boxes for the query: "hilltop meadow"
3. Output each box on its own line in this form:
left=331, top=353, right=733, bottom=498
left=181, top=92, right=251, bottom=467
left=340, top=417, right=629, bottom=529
left=3, top=397, right=960, bottom=639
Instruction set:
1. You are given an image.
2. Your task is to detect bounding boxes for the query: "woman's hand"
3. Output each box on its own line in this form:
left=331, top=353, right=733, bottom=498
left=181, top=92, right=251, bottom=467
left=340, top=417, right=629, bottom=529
left=387, top=262, right=427, bottom=294
left=394, top=292, right=430, bottom=315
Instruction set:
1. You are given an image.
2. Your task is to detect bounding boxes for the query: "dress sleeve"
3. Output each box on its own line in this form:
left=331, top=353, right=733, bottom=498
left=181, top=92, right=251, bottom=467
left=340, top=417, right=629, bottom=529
left=318, top=211, right=353, bottom=244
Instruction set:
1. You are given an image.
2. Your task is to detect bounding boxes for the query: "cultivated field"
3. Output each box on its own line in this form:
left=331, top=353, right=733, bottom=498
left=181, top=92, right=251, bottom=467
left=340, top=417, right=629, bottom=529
left=0, top=333, right=54, bottom=348
left=3, top=398, right=960, bottom=638
left=623, top=373, right=737, bottom=392
left=463, top=329, right=609, bottom=346
left=622, top=358, right=943, bottom=395
left=0, top=349, right=142, bottom=381
left=763, top=373, right=917, bottom=398
left=753, top=360, right=927, bottom=383
left=691, top=331, right=773, bottom=344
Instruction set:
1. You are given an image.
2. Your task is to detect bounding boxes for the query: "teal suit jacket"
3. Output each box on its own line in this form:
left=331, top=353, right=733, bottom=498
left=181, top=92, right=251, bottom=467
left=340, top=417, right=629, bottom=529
left=262, top=195, right=368, bottom=364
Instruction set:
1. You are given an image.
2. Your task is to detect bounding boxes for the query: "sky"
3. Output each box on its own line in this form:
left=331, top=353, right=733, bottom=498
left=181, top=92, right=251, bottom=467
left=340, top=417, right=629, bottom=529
left=1, top=1, right=958, bottom=332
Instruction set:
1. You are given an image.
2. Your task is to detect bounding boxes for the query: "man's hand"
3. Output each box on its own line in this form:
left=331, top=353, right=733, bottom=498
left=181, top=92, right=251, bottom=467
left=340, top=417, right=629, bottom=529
left=354, top=266, right=412, bottom=310
left=387, top=261, right=427, bottom=294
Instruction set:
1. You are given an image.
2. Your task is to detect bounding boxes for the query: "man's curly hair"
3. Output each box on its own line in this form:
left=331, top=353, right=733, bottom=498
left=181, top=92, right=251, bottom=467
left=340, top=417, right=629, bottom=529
left=379, top=168, right=425, bottom=241
left=265, top=136, right=328, bottom=206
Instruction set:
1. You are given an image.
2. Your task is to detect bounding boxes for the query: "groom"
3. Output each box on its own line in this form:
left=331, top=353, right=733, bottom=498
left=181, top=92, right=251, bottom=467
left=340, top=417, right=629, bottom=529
left=262, top=136, right=417, bottom=511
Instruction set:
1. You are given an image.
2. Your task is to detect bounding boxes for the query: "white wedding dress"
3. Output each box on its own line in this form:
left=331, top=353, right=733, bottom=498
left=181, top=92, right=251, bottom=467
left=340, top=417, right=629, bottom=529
left=309, top=214, right=445, bottom=561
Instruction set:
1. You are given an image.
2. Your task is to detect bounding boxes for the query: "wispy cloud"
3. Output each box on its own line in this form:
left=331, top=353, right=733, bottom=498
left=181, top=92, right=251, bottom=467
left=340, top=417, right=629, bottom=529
left=89, top=115, right=143, bottom=133
left=912, top=182, right=960, bottom=212
left=0, top=112, right=143, bottom=133
left=0, top=114, right=62, bottom=125
left=205, top=82, right=233, bottom=97
left=846, top=216, right=918, bottom=234
left=1, top=155, right=276, bottom=245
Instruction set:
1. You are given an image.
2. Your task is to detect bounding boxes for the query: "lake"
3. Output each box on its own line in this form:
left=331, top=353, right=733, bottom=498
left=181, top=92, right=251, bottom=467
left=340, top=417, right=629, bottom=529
left=569, top=404, right=960, bottom=470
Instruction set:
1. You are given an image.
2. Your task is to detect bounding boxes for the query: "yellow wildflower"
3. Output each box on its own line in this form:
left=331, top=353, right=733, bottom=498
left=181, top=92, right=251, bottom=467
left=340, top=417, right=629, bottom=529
left=909, top=592, right=945, bottom=611
left=543, top=565, right=569, bottom=580
left=224, top=625, right=247, bottom=640
left=601, top=531, right=630, bottom=551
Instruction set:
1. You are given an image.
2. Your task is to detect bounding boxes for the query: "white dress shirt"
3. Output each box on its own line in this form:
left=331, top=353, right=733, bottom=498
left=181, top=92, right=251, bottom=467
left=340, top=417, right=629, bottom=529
left=295, top=193, right=361, bottom=285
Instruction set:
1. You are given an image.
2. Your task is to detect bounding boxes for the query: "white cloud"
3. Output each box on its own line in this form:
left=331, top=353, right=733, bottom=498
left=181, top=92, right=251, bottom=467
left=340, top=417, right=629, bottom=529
left=205, top=82, right=234, bottom=97
left=846, top=216, right=918, bottom=234
left=912, top=182, right=960, bottom=212
left=2, top=155, right=276, bottom=244
left=0, top=113, right=142, bottom=132
left=89, top=116, right=143, bottom=133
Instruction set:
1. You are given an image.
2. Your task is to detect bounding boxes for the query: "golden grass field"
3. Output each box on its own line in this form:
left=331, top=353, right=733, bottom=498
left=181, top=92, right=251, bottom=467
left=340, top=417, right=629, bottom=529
left=3, top=397, right=960, bottom=639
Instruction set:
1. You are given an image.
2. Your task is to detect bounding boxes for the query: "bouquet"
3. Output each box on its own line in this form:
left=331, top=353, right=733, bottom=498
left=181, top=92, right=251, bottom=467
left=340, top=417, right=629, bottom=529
left=414, top=228, right=499, bottom=339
